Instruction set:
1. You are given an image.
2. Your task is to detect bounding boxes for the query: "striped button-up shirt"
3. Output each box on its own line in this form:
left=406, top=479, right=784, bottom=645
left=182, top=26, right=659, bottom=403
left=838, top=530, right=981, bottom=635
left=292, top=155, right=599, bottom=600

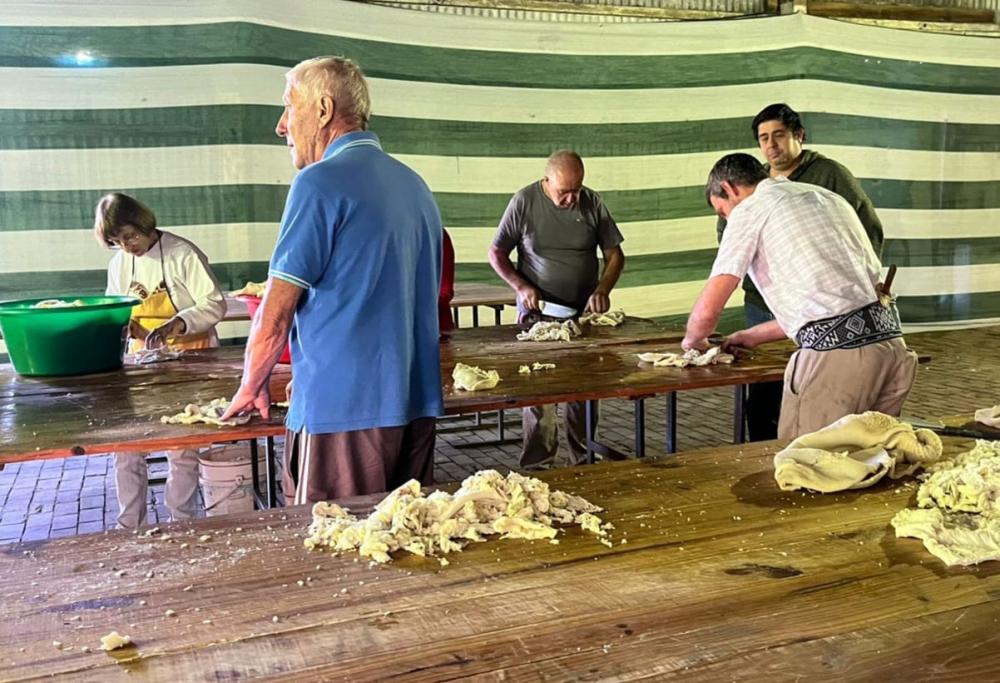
left=710, top=178, right=882, bottom=338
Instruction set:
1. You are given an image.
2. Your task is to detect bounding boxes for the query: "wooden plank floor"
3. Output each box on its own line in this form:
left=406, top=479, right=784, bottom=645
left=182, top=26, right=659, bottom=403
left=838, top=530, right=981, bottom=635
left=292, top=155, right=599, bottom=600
left=2, top=436, right=995, bottom=681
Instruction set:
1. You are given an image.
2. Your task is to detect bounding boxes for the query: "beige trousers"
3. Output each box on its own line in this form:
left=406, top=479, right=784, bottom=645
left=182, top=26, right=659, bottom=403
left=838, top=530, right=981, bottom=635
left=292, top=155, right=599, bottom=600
left=520, top=402, right=597, bottom=467
left=778, top=337, right=918, bottom=440
left=113, top=450, right=200, bottom=529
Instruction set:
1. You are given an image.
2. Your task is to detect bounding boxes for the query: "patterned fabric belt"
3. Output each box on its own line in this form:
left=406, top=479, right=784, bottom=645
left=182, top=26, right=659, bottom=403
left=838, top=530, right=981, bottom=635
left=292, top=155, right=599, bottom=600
left=795, top=300, right=903, bottom=351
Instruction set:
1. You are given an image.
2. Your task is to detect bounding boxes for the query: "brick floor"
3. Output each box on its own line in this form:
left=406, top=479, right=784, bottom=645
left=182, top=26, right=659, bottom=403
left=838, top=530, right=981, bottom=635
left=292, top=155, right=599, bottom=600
left=1, top=327, right=997, bottom=544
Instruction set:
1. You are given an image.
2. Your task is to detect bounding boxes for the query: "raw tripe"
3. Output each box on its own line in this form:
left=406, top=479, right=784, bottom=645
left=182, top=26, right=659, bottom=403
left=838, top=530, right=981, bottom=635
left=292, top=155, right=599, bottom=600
left=304, top=470, right=614, bottom=563
left=892, top=507, right=1000, bottom=567
left=637, top=346, right=734, bottom=368
left=99, top=631, right=132, bottom=651
left=974, top=405, right=1000, bottom=429
left=160, top=398, right=251, bottom=426
left=32, top=299, right=85, bottom=308
left=518, top=362, right=557, bottom=374
left=579, top=310, right=625, bottom=327
left=773, top=411, right=943, bottom=493
left=452, top=363, right=501, bottom=391
left=231, top=281, right=266, bottom=297
left=916, top=439, right=1000, bottom=516
left=892, top=440, right=1000, bottom=566
left=132, top=346, right=183, bottom=365
left=517, top=320, right=582, bottom=342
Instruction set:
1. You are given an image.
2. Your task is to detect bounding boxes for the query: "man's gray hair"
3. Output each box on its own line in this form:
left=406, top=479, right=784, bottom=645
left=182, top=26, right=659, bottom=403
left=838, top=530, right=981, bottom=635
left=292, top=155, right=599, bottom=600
left=287, top=56, right=371, bottom=130
left=705, top=153, right=767, bottom=206
left=546, top=149, right=584, bottom=176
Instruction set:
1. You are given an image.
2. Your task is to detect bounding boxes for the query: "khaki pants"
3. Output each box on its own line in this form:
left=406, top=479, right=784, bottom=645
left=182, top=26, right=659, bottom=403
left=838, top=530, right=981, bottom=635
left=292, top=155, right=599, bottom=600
left=521, top=402, right=596, bottom=468
left=114, top=450, right=200, bottom=529
left=283, top=417, right=437, bottom=505
left=778, top=337, right=918, bottom=440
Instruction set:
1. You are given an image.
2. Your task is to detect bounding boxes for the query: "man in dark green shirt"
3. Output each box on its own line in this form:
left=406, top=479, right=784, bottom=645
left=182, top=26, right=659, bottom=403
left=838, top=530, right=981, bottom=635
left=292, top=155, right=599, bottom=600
left=718, top=103, right=884, bottom=441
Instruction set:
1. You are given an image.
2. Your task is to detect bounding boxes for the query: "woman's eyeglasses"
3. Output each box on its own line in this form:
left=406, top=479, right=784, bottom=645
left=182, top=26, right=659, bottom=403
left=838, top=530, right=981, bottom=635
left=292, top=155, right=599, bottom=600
left=109, top=232, right=143, bottom=249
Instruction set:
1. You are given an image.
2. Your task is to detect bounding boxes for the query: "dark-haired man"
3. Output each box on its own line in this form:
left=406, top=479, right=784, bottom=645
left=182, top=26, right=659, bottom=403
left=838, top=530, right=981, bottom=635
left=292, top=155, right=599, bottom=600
left=687, top=153, right=914, bottom=440
left=720, top=103, right=884, bottom=441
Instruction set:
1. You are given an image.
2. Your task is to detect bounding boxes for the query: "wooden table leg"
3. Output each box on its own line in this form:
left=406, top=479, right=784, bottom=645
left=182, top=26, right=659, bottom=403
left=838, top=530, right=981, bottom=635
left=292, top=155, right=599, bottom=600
left=493, top=305, right=503, bottom=326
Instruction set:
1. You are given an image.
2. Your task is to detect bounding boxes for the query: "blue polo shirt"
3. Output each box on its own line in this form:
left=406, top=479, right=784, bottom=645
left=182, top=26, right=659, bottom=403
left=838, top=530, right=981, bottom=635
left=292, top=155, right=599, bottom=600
left=269, top=131, right=444, bottom=434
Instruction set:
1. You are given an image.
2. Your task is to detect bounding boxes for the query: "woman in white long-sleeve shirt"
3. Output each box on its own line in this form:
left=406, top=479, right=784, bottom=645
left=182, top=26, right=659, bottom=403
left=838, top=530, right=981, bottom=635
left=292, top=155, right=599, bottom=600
left=95, top=192, right=226, bottom=528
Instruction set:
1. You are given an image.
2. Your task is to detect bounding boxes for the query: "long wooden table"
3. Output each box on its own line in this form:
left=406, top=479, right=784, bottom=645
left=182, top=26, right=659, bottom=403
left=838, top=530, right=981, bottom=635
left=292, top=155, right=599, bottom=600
left=0, top=319, right=738, bottom=461
left=3, top=436, right=994, bottom=681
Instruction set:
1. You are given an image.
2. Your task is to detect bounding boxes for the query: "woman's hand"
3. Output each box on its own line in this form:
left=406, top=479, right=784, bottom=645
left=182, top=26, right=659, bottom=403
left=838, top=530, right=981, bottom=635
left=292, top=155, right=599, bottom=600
left=145, top=317, right=187, bottom=350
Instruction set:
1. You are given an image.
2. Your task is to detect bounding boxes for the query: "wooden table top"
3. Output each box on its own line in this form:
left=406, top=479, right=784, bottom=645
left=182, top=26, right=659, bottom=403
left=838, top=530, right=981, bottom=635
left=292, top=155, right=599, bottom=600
left=444, top=316, right=683, bottom=357
left=1, top=321, right=936, bottom=464
left=450, top=282, right=516, bottom=308
left=442, top=339, right=792, bottom=413
left=0, top=320, right=785, bottom=463
left=0, top=351, right=291, bottom=462
left=2, top=436, right=994, bottom=681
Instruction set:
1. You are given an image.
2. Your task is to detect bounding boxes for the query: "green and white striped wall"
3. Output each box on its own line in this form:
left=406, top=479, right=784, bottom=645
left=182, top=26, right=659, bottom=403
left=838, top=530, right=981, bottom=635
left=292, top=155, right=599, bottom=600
left=0, top=1, right=998, bottom=352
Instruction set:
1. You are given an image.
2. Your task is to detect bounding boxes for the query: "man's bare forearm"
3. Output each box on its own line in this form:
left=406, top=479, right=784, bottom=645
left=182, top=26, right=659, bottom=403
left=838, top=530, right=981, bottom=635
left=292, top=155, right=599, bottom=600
left=684, top=275, right=740, bottom=345
left=596, top=247, right=625, bottom=294
left=487, top=246, right=530, bottom=292
left=241, top=278, right=300, bottom=396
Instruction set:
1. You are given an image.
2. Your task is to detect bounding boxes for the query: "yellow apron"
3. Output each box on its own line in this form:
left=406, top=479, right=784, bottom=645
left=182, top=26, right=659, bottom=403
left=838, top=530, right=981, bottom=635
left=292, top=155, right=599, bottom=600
left=128, top=243, right=213, bottom=353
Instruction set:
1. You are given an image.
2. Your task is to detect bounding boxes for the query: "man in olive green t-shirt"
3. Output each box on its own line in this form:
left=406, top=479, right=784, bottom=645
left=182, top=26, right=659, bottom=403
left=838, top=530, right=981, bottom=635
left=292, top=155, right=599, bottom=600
left=489, top=150, right=626, bottom=468
left=718, top=103, right=884, bottom=442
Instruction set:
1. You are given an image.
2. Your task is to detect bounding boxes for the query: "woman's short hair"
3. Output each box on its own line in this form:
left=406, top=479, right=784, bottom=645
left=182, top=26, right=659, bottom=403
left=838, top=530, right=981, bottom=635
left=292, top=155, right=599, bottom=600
left=93, top=192, right=157, bottom=249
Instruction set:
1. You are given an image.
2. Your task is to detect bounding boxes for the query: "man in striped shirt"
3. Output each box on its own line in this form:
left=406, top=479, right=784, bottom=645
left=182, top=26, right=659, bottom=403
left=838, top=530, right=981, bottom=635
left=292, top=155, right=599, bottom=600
left=719, top=103, right=884, bottom=442
left=684, top=153, right=916, bottom=439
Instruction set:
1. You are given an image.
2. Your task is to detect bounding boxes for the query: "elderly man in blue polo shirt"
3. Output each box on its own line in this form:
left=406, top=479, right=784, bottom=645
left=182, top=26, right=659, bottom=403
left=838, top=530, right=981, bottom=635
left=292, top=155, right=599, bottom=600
left=224, top=56, right=444, bottom=504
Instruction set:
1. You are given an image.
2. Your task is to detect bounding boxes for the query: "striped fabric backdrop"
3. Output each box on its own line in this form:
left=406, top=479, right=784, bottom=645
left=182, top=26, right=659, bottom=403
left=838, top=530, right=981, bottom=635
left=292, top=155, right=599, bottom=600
left=0, top=1, right=998, bottom=352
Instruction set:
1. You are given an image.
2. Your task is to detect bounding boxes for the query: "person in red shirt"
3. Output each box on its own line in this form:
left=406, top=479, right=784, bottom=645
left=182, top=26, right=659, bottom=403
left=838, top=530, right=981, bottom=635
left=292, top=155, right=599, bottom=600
left=439, top=229, right=455, bottom=341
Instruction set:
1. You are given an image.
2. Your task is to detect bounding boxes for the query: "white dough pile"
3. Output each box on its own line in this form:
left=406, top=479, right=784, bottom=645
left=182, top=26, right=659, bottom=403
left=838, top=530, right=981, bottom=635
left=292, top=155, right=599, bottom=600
left=304, top=470, right=614, bottom=564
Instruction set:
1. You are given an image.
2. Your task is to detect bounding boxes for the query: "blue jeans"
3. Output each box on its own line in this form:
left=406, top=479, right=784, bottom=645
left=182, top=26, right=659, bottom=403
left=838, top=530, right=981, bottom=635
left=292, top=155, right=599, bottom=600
left=744, top=301, right=782, bottom=441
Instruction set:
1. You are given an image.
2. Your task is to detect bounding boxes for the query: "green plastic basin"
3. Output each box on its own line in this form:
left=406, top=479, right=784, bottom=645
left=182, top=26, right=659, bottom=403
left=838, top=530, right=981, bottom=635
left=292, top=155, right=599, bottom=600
left=0, top=296, right=139, bottom=376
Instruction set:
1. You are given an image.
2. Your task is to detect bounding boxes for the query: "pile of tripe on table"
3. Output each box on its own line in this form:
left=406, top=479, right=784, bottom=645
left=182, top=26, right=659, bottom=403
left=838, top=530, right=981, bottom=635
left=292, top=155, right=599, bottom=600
left=892, top=439, right=1000, bottom=566
left=637, top=346, right=734, bottom=368
left=579, top=309, right=625, bottom=327
left=773, top=412, right=944, bottom=493
left=304, top=470, right=613, bottom=565
left=160, top=398, right=250, bottom=426
left=517, top=319, right=582, bottom=342
left=771, top=411, right=1000, bottom=566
